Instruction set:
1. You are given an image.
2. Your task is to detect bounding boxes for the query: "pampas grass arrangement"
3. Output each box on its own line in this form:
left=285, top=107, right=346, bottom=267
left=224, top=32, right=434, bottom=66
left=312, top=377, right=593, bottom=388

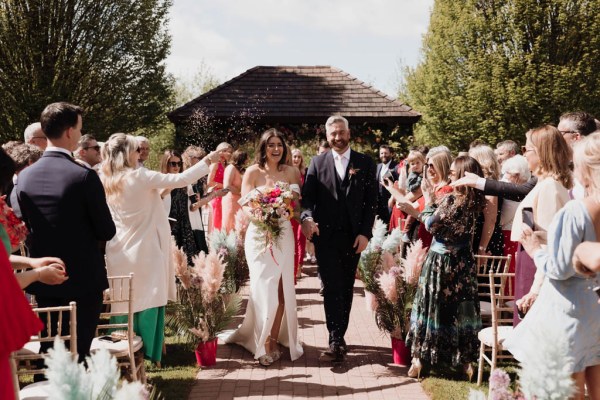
left=44, top=337, right=146, bottom=400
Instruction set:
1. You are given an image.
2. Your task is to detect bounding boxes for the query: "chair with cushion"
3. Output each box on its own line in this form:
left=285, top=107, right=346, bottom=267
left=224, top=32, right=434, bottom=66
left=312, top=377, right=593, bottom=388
left=90, top=273, right=146, bottom=383
left=13, top=302, right=77, bottom=399
left=476, top=271, right=515, bottom=386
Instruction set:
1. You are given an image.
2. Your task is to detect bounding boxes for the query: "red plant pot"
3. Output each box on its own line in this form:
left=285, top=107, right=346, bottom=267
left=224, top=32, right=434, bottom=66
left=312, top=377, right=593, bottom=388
left=391, top=337, right=411, bottom=366
left=195, top=338, right=218, bottom=367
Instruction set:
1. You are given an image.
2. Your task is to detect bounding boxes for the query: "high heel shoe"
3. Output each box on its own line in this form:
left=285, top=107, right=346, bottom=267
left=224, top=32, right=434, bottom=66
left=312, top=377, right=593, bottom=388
left=258, top=354, right=273, bottom=367
left=463, top=363, right=474, bottom=382
left=268, top=337, right=281, bottom=362
left=407, top=358, right=422, bottom=379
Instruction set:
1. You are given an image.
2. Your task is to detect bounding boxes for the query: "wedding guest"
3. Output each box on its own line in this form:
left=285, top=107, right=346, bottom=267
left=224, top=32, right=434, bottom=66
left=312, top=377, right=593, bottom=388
left=159, top=150, right=183, bottom=215
left=165, top=151, right=201, bottom=265
left=317, top=140, right=330, bottom=155
left=391, top=150, right=453, bottom=248
left=222, top=150, right=247, bottom=232
left=16, top=102, right=116, bottom=365
left=375, top=144, right=398, bottom=226
left=504, top=132, right=600, bottom=400
left=101, top=133, right=221, bottom=364
left=498, top=155, right=531, bottom=281
left=510, top=126, right=572, bottom=324
left=207, top=142, right=233, bottom=232
left=291, top=148, right=307, bottom=281
left=224, top=129, right=303, bottom=366
left=23, top=122, right=47, bottom=150
left=182, top=146, right=225, bottom=254
left=135, top=136, right=150, bottom=168
left=469, top=145, right=504, bottom=256
left=301, top=116, right=377, bottom=363
left=495, top=140, right=518, bottom=166
left=389, top=156, right=485, bottom=380
left=4, top=143, right=42, bottom=214
left=74, top=134, right=102, bottom=168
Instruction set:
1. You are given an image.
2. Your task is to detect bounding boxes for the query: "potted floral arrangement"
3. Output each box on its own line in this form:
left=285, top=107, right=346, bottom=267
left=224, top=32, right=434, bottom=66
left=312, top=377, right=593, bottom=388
left=209, top=213, right=249, bottom=294
left=168, top=242, right=241, bottom=367
left=358, top=219, right=427, bottom=365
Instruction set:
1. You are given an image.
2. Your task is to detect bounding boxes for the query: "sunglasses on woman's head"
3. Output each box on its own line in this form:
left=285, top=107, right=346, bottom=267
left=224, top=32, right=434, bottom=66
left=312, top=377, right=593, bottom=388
left=168, top=161, right=183, bottom=167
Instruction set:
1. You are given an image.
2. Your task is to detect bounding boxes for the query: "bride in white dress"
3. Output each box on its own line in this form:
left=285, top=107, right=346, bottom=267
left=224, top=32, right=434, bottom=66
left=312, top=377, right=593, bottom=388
left=223, top=129, right=304, bottom=366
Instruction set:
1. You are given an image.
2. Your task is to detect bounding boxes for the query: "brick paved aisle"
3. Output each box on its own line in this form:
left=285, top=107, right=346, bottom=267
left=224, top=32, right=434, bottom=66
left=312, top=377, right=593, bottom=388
left=188, top=264, right=430, bottom=400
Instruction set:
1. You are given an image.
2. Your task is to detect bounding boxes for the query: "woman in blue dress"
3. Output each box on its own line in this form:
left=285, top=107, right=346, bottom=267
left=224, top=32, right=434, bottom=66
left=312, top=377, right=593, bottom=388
left=505, top=132, right=600, bottom=400
left=402, top=156, right=486, bottom=380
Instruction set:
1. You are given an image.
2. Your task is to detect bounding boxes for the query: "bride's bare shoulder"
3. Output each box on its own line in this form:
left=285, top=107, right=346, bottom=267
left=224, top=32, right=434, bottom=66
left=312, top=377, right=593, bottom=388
left=281, top=164, right=300, bottom=184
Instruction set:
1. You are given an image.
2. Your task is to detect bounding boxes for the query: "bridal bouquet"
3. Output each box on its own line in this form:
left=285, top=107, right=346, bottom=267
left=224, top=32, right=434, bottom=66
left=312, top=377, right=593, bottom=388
left=245, top=181, right=295, bottom=251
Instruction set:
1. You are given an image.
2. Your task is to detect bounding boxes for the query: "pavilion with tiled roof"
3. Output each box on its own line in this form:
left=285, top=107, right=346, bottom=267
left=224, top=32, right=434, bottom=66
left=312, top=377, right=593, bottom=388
left=167, top=65, right=421, bottom=147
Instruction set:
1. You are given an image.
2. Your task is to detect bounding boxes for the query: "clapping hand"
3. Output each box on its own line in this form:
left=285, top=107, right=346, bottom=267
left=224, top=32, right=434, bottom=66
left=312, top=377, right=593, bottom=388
left=420, top=170, right=434, bottom=205
left=29, top=256, right=65, bottom=270
left=38, top=263, right=68, bottom=285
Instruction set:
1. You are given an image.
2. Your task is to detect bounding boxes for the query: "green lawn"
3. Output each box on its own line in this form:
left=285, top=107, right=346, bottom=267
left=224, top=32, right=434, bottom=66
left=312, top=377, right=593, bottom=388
left=421, top=360, right=520, bottom=399
left=146, top=335, right=199, bottom=400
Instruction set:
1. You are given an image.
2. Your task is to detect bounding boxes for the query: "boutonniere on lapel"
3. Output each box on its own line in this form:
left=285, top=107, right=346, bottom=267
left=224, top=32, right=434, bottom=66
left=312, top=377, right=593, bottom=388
left=348, top=163, right=360, bottom=180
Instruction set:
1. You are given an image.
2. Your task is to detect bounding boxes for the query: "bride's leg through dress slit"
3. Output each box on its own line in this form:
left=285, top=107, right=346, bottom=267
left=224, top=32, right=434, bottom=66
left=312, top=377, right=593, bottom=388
left=221, top=220, right=304, bottom=362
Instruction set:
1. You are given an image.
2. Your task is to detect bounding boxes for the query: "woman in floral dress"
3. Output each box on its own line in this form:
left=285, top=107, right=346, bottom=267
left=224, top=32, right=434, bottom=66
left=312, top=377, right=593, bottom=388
left=403, top=156, right=485, bottom=380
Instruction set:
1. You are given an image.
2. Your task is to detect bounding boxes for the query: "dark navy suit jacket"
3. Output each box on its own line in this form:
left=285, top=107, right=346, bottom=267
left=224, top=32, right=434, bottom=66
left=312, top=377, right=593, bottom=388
left=301, top=149, right=377, bottom=242
left=16, top=151, right=116, bottom=297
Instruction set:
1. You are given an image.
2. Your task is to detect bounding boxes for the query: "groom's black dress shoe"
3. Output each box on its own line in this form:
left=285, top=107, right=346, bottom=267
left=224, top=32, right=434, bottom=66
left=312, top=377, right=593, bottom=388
left=319, top=345, right=345, bottom=362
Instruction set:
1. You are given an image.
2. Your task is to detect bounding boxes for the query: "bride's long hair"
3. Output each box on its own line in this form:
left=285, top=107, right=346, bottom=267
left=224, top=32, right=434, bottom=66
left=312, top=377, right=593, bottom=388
left=101, top=133, right=138, bottom=202
left=255, top=128, right=288, bottom=169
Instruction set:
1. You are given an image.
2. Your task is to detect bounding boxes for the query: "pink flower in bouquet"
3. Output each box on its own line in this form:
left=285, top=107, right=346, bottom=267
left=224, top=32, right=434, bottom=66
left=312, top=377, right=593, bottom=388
left=378, top=271, right=398, bottom=303
left=402, top=239, right=427, bottom=285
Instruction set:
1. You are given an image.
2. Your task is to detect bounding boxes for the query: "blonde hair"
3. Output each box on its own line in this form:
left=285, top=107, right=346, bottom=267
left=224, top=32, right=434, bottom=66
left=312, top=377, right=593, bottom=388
left=529, top=125, right=573, bottom=189
left=406, top=149, right=426, bottom=166
left=291, top=148, right=305, bottom=171
left=573, top=132, right=600, bottom=196
left=182, top=145, right=205, bottom=169
left=428, top=151, right=452, bottom=185
left=100, top=133, right=138, bottom=202
left=469, top=145, right=501, bottom=180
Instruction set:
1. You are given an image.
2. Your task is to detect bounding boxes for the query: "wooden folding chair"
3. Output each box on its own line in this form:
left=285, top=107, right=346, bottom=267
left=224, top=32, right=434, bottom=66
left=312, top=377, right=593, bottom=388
left=475, top=254, right=512, bottom=324
left=12, top=301, right=77, bottom=377
left=477, top=271, right=515, bottom=385
left=90, top=273, right=146, bottom=383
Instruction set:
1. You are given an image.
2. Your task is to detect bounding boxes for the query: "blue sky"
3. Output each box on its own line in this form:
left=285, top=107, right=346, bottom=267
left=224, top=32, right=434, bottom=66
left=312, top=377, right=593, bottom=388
left=165, top=0, right=434, bottom=99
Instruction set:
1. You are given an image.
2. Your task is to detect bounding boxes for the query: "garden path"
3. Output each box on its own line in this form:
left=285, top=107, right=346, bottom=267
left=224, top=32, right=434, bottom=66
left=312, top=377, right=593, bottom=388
left=187, top=263, right=429, bottom=399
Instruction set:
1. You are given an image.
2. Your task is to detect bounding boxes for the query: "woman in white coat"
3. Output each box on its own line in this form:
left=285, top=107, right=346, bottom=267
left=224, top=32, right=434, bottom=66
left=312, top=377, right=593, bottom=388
left=100, top=133, right=221, bottom=364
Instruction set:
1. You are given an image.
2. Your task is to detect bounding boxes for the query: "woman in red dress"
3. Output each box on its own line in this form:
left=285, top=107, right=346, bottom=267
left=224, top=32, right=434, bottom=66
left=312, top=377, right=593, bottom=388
left=207, top=142, right=233, bottom=232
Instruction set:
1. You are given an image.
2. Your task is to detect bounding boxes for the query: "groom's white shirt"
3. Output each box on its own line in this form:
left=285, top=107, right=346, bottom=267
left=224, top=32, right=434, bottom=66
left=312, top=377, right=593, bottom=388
left=333, top=147, right=351, bottom=181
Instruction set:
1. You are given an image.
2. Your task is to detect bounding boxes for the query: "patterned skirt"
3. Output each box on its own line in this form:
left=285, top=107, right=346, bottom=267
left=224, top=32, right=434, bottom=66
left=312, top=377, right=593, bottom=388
left=406, top=247, right=482, bottom=366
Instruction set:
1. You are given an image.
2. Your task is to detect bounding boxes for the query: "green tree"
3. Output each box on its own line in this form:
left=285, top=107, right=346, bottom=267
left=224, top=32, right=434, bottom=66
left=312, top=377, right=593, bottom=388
left=0, top=0, right=173, bottom=141
left=172, top=61, right=221, bottom=108
left=401, top=0, right=600, bottom=152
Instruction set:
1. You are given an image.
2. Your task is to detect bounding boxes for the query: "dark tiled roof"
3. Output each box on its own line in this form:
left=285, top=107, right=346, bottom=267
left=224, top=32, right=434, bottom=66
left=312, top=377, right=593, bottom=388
left=168, top=66, right=421, bottom=124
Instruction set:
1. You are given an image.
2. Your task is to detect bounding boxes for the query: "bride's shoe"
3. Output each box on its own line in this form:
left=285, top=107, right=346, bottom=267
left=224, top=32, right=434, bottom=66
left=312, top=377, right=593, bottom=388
left=407, top=358, right=422, bottom=379
left=258, top=354, right=273, bottom=367
left=463, top=363, right=474, bottom=382
left=268, top=337, right=281, bottom=362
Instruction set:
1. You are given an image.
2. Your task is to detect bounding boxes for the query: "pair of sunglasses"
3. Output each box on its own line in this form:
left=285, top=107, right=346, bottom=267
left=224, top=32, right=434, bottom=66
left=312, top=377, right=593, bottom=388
left=168, top=161, right=183, bottom=167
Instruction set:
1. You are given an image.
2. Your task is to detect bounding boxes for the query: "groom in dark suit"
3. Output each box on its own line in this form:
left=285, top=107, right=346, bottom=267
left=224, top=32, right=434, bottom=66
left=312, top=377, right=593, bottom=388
left=301, top=115, right=377, bottom=362
left=16, top=102, right=116, bottom=364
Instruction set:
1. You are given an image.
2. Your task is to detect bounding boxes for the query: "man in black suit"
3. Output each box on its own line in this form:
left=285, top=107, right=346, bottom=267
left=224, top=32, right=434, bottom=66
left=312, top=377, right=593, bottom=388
left=16, top=102, right=116, bottom=364
left=375, top=144, right=398, bottom=225
left=301, top=115, right=377, bottom=362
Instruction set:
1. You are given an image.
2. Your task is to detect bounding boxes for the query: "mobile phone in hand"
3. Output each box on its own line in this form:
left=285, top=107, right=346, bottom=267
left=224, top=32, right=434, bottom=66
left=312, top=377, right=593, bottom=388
left=522, top=207, right=535, bottom=230
left=382, top=170, right=395, bottom=183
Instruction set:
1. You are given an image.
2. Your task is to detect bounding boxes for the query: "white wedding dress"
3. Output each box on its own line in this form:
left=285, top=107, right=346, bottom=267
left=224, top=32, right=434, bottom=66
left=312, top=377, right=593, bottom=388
left=221, top=183, right=304, bottom=361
